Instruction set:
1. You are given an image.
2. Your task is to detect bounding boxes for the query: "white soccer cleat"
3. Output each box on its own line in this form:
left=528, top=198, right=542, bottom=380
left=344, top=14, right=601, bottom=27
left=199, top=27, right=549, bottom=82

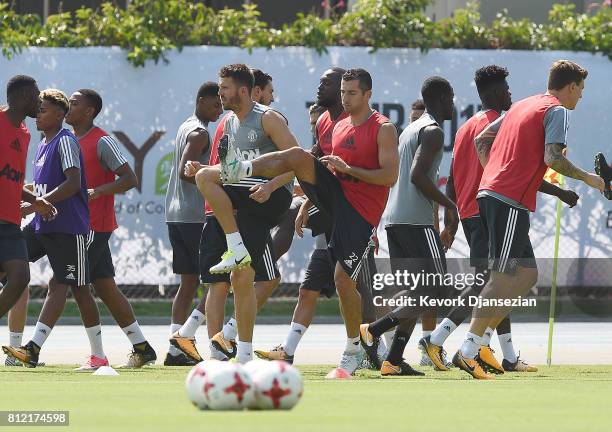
left=218, top=134, right=251, bottom=184
left=209, top=248, right=252, bottom=274
left=338, top=348, right=365, bottom=376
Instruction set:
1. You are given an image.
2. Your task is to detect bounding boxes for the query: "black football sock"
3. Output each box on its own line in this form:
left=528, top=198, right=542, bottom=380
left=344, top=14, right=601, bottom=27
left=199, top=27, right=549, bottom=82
left=386, top=330, right=411, bottom=365
left=368, top=314, right=400, bottom=338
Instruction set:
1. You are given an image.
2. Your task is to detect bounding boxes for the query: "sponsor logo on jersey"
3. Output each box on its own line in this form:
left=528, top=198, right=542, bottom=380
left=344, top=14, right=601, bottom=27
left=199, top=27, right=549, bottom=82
left=9, top=139, right=22, bottom=152
left=0, top=163, right=24, bottom=183
left=35, top=154, right=46, bottom=167
left=32, top=183, right=48, bottom=197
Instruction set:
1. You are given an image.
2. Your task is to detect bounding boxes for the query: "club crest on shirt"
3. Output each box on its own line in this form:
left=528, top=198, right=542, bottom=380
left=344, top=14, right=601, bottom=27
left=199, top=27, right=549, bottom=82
left=247, top=129, right=258, bottom=142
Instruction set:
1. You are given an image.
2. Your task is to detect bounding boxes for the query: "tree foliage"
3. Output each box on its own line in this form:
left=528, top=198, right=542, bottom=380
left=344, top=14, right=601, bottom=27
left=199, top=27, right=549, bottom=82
left=0, top=0, right=609, bottom=67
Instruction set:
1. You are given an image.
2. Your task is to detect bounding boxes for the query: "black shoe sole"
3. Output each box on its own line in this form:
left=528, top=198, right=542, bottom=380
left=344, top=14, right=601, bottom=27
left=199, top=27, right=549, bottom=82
left=595, top=153, right=612, bottom=200
left=210, top=340, right=237, bottom=360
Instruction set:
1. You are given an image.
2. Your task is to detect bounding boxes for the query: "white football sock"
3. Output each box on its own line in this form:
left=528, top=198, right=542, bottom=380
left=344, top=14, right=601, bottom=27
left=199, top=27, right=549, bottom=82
left=9, top=331, right=23, bottom=348
left=498, top=332, right=518, bottom=363
left=121, top=321, right=146, bottom=345
left=31, top=322, right=52, bottom=348
left=283, top=322, right=307, bottom=356
left=422, top=330, right=432, bottom=338
left=345, top=336, right=361, bottom=355
left=168, top=323, right=182, bottom=356
left=460, top=332, right=482, bottom=359
left=85, top=324, right=105, bottom=359
left=178, top=309, right=204, bottom=338
left=430, top=318, right=457, bottom=346
left=222, top=317, right=238, bottom=340
left=236, top=340, right=253, bottom=364
left=226, top=232, right=245, bottom=251
left=481, top=327, right=494, bottom=346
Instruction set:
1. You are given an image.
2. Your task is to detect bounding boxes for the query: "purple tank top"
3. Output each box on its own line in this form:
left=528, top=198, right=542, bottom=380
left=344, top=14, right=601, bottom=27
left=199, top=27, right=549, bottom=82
left=32, top=128, right=89, bottom=234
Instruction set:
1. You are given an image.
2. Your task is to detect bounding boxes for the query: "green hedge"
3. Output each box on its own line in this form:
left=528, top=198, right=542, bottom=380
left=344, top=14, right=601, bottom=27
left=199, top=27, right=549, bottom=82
left=1, top=0, right=610, bottom=67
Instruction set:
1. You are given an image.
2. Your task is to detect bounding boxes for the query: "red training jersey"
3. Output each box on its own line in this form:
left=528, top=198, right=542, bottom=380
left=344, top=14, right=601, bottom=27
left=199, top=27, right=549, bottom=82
left=479, top=94, right=561, bottom=212
left=316, top=110, right=349, bottom=156
left=0, top=110, right=30, bottom=225
left=79, top=127, right=118, bottom=232
left=452, top=109, right=500, bottom=219
left=204, top=114, right=228, bottom=215
left=331, top=111, right=390, bottom=226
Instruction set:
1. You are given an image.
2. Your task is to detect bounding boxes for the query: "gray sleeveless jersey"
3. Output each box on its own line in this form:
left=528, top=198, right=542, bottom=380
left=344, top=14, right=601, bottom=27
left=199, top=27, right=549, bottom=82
left=224, top=102, right=292, bottom=191
left=165, top=115, right=210, bottom=223
left=384, top=112, right=441, bottom=226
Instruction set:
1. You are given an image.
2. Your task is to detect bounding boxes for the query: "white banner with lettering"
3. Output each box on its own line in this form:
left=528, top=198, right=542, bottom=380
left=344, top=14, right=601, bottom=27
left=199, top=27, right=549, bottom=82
left=1, top=47, right=610, bottom=285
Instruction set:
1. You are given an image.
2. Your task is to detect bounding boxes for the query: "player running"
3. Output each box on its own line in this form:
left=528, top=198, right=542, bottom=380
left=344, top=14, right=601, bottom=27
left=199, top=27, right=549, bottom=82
left=163, top=82, right=222, bottom=366
left=169, top=69, right=286, bottom=363
left=453, top=60, right=604, bottom=379
left=2, top=89, right=102, bottom=369
left=208, top=68, right=399, bottom=374
left=179, top=64, right=296, bottom=364
left=254, top=67, right=348, bottom=364
left=0, top=76, right=57, bottom=336
left=420, top=65, right=578, bottom=374
left=64, top=88, right=157, bottom=368
left=359, top=77, right=456, bottom=376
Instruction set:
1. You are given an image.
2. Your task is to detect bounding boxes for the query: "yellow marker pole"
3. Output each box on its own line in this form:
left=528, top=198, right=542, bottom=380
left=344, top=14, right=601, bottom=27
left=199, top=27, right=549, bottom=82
left=546, top=173, right=565, bottom=367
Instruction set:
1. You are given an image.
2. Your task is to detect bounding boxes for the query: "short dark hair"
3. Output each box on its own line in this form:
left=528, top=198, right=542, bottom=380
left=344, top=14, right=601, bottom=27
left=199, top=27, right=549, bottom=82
left=474, top=65, right=509, bottom=95
left=342, top=68, right=372, bottom=92
left=219, top=64, right=254, bottom=93
left=421, top=76, right=453, bottom=108
left=77, top=88, right=103, bottom=118
left=252, top=69, right=272, bottom=89
left=411, top=99, right=425, bottom=111
left=548, top=60, right=588, bottom=91
left=197, top=82, right=220, bottom=100
left=7, top=75, right=36, bottom=99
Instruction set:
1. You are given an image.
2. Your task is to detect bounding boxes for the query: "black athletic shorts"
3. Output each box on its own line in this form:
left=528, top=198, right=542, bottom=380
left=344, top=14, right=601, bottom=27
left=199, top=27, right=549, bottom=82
left=223, top=179, right=292, bottom=275
left=167, top=223, right=204, bottom=275
left=386, top=224, right=448, bottom=297
left=305, top=204, right=332, bottom=237
left=0, top=223, right=28, bottom=267
left=300, top=248, right=335, bottom=298
left=85, top=231, right=115, bottom=281
left=477, top=196, right=536, bottom=274
left=299, top=157, right=374, bottom=281
left=199, top=215, right=280, bottom=284
left=461, top=216, right=489, bottom=269
left=23, top=223, right=89, bottom=286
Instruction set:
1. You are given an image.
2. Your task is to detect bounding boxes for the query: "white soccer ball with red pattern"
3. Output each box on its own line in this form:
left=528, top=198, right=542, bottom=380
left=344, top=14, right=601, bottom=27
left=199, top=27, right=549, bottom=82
left=203, top=361, right=255, bottom=410
left=185, top=361, right=218, bottom=410
left=251, top=360, right=303, bottom=410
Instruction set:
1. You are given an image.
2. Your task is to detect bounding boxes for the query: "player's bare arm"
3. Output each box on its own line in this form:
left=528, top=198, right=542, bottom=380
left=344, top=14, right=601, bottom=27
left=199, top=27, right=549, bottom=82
left=321, top=122, right=399, bottom=187
left=441, top=161, right=458, bottom=250
left=544, top=143, right=604, bottom=192
left=41, top=167, right=82, bottom=204
left=474, top=113, right=505, bottom=167
left=178, top=128, right=209, bottom=185
left=89, top=163, right=138, bottom=201
left=538, top=179, right=579, bottom=207
left=21, top=186, right=57, bottom=220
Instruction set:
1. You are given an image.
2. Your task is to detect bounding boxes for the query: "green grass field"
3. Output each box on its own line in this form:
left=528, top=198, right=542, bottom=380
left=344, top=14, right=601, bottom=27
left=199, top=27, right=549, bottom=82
left=1, top=365, right=611, bottom=432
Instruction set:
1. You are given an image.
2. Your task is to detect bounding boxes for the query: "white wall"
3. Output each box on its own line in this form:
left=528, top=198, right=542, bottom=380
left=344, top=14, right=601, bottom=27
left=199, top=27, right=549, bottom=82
left=1, top=47, right=610, bottom=285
